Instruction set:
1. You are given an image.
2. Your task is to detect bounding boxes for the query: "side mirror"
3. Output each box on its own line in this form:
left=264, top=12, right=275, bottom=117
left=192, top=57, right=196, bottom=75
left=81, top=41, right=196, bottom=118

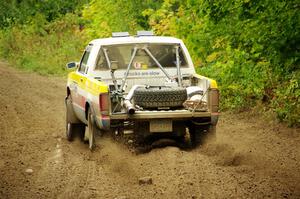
left=110, top=61, right=118, bottom=71
left=66, top=62, right=78, bottom=69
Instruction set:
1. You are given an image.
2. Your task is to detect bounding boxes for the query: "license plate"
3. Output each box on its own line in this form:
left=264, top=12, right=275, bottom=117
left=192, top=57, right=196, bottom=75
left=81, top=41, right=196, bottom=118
left=150, top=119, right=172, bottom=132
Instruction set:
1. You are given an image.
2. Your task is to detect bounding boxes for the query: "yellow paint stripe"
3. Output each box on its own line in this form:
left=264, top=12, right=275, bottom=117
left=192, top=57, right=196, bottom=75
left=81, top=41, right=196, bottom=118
left=68, top=72, right=108, bottom=96
left=193, top=74, right=218, bottom=88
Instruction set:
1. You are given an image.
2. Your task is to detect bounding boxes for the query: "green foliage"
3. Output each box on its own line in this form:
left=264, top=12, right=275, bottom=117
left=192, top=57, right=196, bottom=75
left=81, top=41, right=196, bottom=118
left=0, top=14, right=84, bottom=75
left=272, top=72, right=300, bottom=126
left=144, top=0, right=300, bottom=126
left=0, top=0, right=87, bottom=28
left=199, top=47, right=271, bottom=110
left=81, top=0, right=162, bottom=39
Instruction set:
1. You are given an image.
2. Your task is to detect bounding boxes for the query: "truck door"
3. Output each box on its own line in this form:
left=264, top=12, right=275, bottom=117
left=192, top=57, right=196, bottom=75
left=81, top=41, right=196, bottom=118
left=72, top=45, right=92, bottom=123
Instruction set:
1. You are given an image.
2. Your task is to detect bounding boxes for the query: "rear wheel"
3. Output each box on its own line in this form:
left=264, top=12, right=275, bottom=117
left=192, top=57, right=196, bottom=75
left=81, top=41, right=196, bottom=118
left=189, top=124, right=216, bottom=148
left=66, top=96, right=85, bottom=141
left=133, top=121, right=150, bottom=145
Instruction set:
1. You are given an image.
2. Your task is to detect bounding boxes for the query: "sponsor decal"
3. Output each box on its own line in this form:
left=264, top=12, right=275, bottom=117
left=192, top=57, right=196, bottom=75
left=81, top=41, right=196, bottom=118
left=125, top=71, right=160, bottom=76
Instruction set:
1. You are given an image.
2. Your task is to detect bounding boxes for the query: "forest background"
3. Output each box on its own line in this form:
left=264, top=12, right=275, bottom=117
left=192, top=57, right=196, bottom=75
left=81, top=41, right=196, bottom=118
left=0, top=0, right=299, bottom=126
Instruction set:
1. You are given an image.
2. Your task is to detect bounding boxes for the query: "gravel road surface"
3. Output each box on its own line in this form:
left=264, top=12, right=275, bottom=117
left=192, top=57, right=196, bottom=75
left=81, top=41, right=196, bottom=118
left=0, top=63, right=299, bottom=199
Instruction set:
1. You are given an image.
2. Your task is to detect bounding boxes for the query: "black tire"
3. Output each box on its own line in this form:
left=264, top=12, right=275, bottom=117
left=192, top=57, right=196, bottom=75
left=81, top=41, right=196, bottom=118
left=133, top=87, right=187, bottom=108
left=189, top=124, right=216, bottom=148
left=66, top=97, right=85, bottom=141
left=66, top=122, right=74, bottom=141
left=206, top=125, right=216, bottom=142
left=133, top=121, right=148, bottom=145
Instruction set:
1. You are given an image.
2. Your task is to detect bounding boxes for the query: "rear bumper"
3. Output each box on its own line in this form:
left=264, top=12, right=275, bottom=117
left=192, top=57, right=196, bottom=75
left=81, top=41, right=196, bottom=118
left=110, top=110, right=216, bottom=120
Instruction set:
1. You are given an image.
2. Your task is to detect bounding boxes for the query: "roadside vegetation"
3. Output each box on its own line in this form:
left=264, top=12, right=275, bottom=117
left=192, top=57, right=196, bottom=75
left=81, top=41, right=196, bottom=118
left=0, top=0, right=299, bottom=126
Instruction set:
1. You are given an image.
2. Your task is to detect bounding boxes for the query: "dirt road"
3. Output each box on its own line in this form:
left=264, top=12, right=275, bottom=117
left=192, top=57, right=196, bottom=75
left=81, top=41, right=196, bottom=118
left=0, top=63, right=299, bottom=199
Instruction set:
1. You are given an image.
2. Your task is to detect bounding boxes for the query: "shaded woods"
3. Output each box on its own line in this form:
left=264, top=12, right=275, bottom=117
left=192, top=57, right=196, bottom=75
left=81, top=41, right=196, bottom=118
left=0, top=0, right=299, bottom=126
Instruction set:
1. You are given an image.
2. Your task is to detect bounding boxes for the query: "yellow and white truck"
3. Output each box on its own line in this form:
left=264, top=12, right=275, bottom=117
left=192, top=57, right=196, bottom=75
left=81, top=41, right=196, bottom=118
left=65, top=31, right=219, bottom=150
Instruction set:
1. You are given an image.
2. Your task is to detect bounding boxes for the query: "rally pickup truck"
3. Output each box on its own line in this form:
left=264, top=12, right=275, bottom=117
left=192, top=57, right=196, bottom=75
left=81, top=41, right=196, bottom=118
left=65, top=31, right=219, bottom=150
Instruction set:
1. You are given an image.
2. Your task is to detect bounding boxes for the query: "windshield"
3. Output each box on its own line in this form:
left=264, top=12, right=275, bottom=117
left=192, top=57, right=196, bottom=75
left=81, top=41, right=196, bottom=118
left=95, top=44, right=188, bottom=70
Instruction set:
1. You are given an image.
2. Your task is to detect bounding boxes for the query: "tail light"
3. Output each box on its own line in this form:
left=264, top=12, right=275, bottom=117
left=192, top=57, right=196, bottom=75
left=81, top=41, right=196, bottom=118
left=99, top=93, right=109, bottom=115
left=209, top=88, right=219, bottom=125
left=209, top=88, right=219, bottom=113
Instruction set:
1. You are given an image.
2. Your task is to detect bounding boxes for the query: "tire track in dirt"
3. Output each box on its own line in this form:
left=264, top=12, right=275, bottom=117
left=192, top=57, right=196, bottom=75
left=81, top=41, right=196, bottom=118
left=0, top=62, right=299, bottom=199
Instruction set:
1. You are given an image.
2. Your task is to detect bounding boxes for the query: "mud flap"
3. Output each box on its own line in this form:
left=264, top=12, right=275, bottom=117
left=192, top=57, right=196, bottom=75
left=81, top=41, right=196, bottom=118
left=65, top=96, right=80, bottom=123
left=83, top=104, right=101, bottom=143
